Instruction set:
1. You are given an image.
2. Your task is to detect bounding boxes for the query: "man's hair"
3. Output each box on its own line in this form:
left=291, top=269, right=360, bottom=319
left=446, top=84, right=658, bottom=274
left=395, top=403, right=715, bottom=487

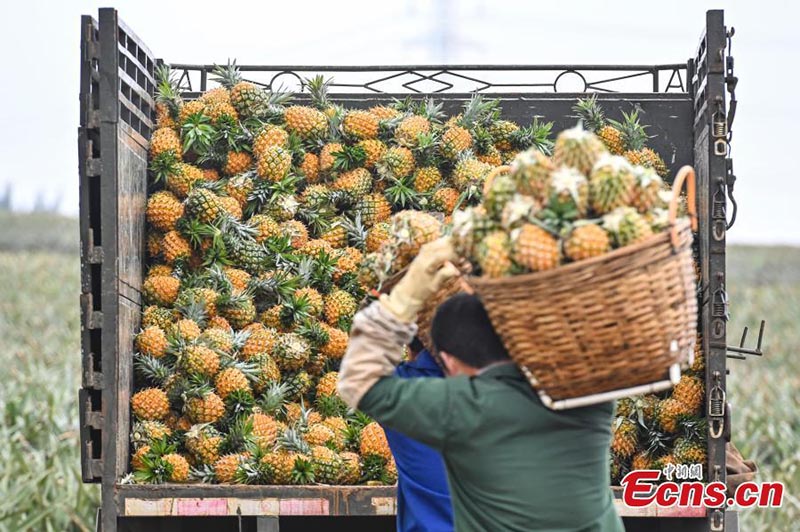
left=430, top=293, right=510, bottom=368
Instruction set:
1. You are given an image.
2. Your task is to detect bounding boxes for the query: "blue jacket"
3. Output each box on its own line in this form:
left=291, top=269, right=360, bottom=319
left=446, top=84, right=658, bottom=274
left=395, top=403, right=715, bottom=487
left=382, top=350, right=454, bottom=532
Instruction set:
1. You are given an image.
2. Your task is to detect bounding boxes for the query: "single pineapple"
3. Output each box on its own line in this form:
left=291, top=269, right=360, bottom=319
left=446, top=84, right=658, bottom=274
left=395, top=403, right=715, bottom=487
left=256, top=146, right=292, bottom=182
left=332, top=168, right=373, bottom=197
left=339, top=452, right=362, bottom=485
left=610, top=417, right=639, bottom=459
left=214, top=454, right=245, bottom=483
left=142, top=306, right=175, bottom=330
left=625, top=147, right=668, bottom=178
left=589, top=155, right=636, bottom=214
left=143, top=275, right=180, bottom=306
left=511, top=223, right=560, bottom=272
left=185, top=392, right=226, bottom=424
left=162, top=453, right=190, bottom=482
left=149, top=128, right=182, bottom=159
left=377, top=147, right=415, bottom=180
left=306, top=424, right=337, bottom=447
left=181, top=344, right=221, bottom=378
left=299, top=152, right=320, bottom=182
left=452, top=156, right=490, bottom=193
left=431, top=187, right=460, bottom=215
left=510, top=149, right=555, bottom=203
left=251, top=413, right=282, bottom=449
left=564, top=223, right=611, bottom=261
left=395, top=115, right=431, bottom=148
left=130, top=420, right=172, bottom=449
left=673, top=437, right=707, bottom=465
left=441, top=125, right=474, bottom=159
left=324, top=290, right=358, bottom=328
left=656, top=398, right=692, bottom=434
left=320, top=324, right=348, bottom=360
left=358, top=193, right=392, bottom=227
left=359, top=422, right=392, bottom=461
left=311, top=445, right=344, bottom=484
left=631, top=166, right=665, bottom=213
left=319, top=142, right=343, bottom=175
left=478, top=231, right=513, bottom=278
left=552, top=125, right=607, bottom=176
left=273, top=333, right=312, bottom=372
left=185, top=424, right=223, bottom=465
left=168, top=163, right=204, bottom=199
left=357, top=139, right=387, bottom=169
left=223, top=151, right=253, bottom=176
left=548, top=166, right=589, bottom=219
left=672, top=375, right=705, bottom=414
left=603, top=207, right=654, bottom=248
left=413, top=166, right=443, bottom=193
left=489, top=120, right=520, bottom=151
left=146, top=191, right=184, bottom=232
left=215, top=368, right=251, bottom=400
left=131, top=388, right=170, bottom=421
left=160, top=230, right=191, bottom=264
left=284, top=106, right=328, bottom=140
left=135, top=326, right=168, bottom=358
left=185, top=188, right=225, bottom=224
left=343, top=110, right=380, bottom=140
left=253, top=125, right=289, bottom=157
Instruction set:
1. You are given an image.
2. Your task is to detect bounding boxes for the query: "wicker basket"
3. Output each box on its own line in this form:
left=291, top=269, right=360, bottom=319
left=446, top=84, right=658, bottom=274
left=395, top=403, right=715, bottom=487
left=467, top=165, right=699, bottom=410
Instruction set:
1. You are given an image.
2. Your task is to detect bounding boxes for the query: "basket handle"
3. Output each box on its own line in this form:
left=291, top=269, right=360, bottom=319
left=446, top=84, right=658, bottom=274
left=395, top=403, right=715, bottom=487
left=668, top=165, right=698, bottom=249
left=483, top=165, right=512, bottom=195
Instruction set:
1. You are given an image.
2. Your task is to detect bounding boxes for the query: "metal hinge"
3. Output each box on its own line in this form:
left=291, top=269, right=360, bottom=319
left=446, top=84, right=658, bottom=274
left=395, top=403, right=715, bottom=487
left=723, top=320, right=766, bottom=360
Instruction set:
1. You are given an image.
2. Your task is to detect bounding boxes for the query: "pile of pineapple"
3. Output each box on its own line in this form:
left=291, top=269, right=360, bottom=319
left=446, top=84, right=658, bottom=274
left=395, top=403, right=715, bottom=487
left=131, top=62, right=705, bottom=487
left=129, top=61, right=555, bottom=485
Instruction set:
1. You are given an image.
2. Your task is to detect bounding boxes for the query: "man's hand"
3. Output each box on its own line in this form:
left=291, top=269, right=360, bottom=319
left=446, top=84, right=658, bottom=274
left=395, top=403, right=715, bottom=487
left=380, top=236, right=460, bottom=322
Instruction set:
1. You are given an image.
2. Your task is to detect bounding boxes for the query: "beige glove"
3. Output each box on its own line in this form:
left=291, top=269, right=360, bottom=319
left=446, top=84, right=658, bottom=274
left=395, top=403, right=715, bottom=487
left=380, top=236, right=460, bottom=323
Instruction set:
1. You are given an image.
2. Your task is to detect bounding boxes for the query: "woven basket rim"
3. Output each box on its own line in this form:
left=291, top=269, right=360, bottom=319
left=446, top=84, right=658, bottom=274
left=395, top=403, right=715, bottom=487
left=469, top=219, right=692, bottom=287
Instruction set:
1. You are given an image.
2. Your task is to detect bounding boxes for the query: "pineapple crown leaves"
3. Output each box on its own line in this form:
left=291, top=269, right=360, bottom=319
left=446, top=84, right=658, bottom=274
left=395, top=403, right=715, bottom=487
left=676, top=416, right=708, bottom=441
left=511, top=118, right=555, bottom=155
left=609, top=107, right=651, bottom=151
left=211, top=59, right=243, bottom=89
left=296, top=319, right=330, bottom=349
left=413, top=130, right=443, bottom=167
left=181, top=112, right=216, bottom=156
left=179, top=374, right=216, bottom=402
left=383, top=175, right=424, bottom=210
left=360, top=454, right=389, bottom=483
left=331, top=144, right=367, bottom=172
left=133, top=352, right=175, bottom=387
left=149, top=151, right=181, bottom=184
left=315, top=394, right=349, bottom=419
left=417, top=97, right=445, bottom=123
left=572, top=95, right=606, bottom=133
left=223, top=389, right=257, bottom=425
left=278, top=426, right=311, bottom=455
left=305, top=75, right=332, bottom=111
left=291, top=456, right=317, bottom=485
left=220, top=414, right=256, bottom=454
left=174, top=294, right=209, bottom=326
left=155, top=63, right=183, bottom=112
left=295, top=204, right=334, bottom=238
left=257, top=381, right=290, bottom=418
left=190, top=464, right=218, bottom=484
left=234, top=457, right=271, bottom=485
left=460, top=94, right=500, bottom=129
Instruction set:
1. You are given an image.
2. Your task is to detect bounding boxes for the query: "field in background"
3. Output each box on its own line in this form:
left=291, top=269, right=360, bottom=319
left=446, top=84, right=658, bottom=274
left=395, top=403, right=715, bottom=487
left=0, top=214, right=796, bottom=531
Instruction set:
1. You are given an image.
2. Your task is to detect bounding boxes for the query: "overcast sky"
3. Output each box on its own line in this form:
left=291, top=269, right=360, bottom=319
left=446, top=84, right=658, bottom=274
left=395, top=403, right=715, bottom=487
left=0, top=0, right=797, bottom=244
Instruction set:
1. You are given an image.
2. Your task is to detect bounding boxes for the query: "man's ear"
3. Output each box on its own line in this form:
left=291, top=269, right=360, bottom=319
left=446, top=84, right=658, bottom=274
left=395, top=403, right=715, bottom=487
left=439, top=351, right=458, bottom=376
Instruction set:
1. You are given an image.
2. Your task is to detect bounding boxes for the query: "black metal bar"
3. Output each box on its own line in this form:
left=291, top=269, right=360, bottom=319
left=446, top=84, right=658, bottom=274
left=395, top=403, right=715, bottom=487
left=167, top=63, right=688, bottom=71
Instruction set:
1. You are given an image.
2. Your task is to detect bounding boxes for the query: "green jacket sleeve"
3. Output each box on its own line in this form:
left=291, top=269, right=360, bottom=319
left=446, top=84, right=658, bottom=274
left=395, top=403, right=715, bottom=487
left=358, top=376, right=454, bottom=451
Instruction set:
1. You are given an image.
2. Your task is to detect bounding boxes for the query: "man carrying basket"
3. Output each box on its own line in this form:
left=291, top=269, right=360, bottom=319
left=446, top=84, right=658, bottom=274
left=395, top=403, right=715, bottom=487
left=338, top=237, right=624, bottom=532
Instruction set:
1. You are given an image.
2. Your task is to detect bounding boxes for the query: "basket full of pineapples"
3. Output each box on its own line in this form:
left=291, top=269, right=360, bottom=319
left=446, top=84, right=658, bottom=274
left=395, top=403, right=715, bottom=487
left=451, top=124, right=699, bottom=410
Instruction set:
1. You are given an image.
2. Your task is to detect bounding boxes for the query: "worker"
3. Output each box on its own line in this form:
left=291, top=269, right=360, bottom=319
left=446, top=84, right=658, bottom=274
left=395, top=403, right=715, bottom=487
left=338, top=237, right=624, bottom=532
left=381, top=336, right=454, bottom=532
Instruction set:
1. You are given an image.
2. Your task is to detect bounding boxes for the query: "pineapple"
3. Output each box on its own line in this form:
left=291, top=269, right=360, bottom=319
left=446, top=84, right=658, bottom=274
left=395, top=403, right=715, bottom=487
left=253, top=125, right=289, bottom=157
left=131, top=388, right=170, bottom=421
left=631, top=451, right=654, bottom=471
left=135, top=326, right=168, bottom=359
left=240, top=326, right=279, bottom=360
left=295, top=287, right=325, bottom=317
left=672, top=375, right=705, bottom=414
left=214, top=454, right=245, bottom=483
left=589, top=155, right=636, bottom=214
left=186, top=392, right=226, bottom=424
left=130, top=420, right=172, bottom=449
left=250, top=214, right=281, bottom=242
left=441, top=125, right=473, bottom=159
left=452, top=156, right=490, bottom=193
left=510, top=149, right=555, bottom=203
left=316, top=371, right=339, bottom=397
left=253, top=354, right=282, bottom=391
left=149, top=128, right=182, bottom=159
left=603, top=207, right=654, bottom=248
left=489, top=120, right=520, bottom=151
left=142, top=306, right=175, bottom=330
left=369, top=105, right=400, bottom=121
left=282, top=370, right=312, bottom=400
left=625, top=147, right=668, bottom=178
left=311, top=445, right=343, bottom=484
left=226, top=174, right=253, bottom=207
left=261, top=451, right=297, bottom=484
left=215, top=367, right=251, bottom=400
left=511, top=223, right=560, bottom=272
left=185, top=425, right=223, bottom=465
left=478, top=231, right=513, bottom=278
left=552, top=125, right=607, bottom=176
left=324, top=290, right=357, bottom=328
left=306, top=424, right=337, bottom=447
left=256, top=146, right=292, bottom=182
left=413, top=166, right=443, bottom=193
left=673, top=437, right=707, bottom=465
left=359, top=422, right=392, bottom=461
left=483, top=172, right=517, bottom=218
left=181, top=345, right=221, bottom=378
left=168, top=163, right=204, bottom=199
left=548, top=166, right=589, bottom=219
left=431, top=187, right=460, bottom=214
left=162, top=453, right=190, bottom=482
left=366, top=222, right=391, bottom=253
left=284, top=106, right=328, bottom=140
left=319, top=143, right=343, bottom=175
left=143, top=275, right=180, bottom=306
left=564, top=223, right=610, bottom=261
left=280, top=220, right=310, bottom=249
left=656, top=398, right=692, bottom=434
left=395, top=115, right=431, bottom=148
left=357, top=139, right=386, bottom=169
left=170, top=318, right=202, bottom=342
left=219, top=196, right=243, bottom=220
left=223, top=151, right=253, bottom=177
left=146, top=191, right=184, bottom=232
left=610, top=417, right=639, bottom=459
left=200, top=327, right=233, bottom=354
left=299, top=152, right=320, bottom=182
left=332, top=168, right=373, bottom=197
left=339, top=452, right=362, bottom=484
left=273, top=333, right=311, bottom=371
left=377, top=147, right=415, bottom=180
left=390, top=210, right=442, bottom=268
left=343, top=110, right=379, bottom=140
left=131, top=446, right=151, bottom=472
left=320, top=324, right=348, bottom=360
left=186, top=188, right=225, bottom=224
left=631, top=166, right=665, bottom=213
left=358, top=193, right=392, bottom=227
left=250, top=413, right=281, bottom=449
left=161, top=230, right=191, bottom=264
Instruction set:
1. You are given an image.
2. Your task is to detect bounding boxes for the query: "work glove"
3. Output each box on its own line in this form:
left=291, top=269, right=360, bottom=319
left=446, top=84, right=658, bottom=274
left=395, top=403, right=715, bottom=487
left=380, top=236, right=460, bottom=323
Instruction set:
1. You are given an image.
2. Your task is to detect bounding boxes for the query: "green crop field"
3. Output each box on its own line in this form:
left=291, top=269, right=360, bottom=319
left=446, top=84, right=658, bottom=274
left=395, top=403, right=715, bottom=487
left=0, top=213, right=796, bottom=531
